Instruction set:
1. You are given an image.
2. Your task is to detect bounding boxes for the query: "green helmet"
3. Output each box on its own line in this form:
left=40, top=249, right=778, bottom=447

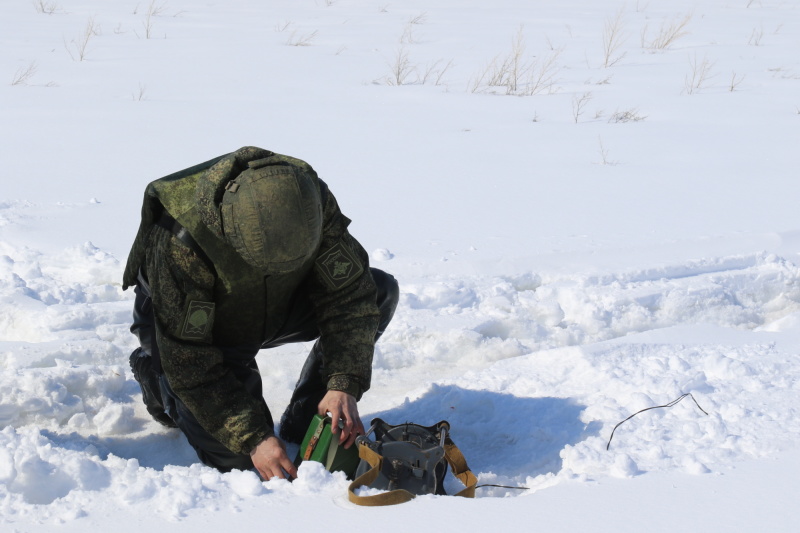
left=220, top=158, right=322, bottom=274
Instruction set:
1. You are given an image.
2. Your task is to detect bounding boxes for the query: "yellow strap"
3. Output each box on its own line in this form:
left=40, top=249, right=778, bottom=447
left=444, top=440, right=478, bottom=498
left=347, top=438, right=478, bottom=506
left=347, top=444, right=416, bottom=506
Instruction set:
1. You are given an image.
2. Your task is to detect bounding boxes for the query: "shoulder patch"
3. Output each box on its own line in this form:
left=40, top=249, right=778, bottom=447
left=182, top=300, right=215, bottom=340
left=316, top=239, right=364, bottom=290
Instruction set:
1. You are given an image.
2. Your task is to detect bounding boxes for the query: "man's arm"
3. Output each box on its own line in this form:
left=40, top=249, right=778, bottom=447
left=305, top=181, right=381, bottom=440
left=146, top=225, right=273, bottom=456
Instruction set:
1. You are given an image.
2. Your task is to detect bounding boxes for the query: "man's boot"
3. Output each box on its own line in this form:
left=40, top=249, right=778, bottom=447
left=129, top=348, right=177, bottom=428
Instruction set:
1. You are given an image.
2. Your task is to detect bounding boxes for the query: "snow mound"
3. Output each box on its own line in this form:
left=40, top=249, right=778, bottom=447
left=376, top=253, right=800, bottom=377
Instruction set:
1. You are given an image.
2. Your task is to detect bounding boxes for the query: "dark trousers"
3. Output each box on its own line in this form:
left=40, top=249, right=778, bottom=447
left=130, top=268, right=399, bottom=472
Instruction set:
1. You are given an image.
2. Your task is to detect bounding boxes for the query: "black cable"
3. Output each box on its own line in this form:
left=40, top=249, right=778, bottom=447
left=476, top=484, right=529, bottom=490
left=606, top=393, right=709, bottom=450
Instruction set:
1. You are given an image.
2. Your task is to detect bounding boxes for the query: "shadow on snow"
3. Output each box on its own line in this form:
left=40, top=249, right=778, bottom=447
left=364, top=384, right=599, bottom=481
left=37, top=384, right=597, bottom=482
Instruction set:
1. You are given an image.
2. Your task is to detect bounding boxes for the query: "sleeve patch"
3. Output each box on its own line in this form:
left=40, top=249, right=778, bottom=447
left=182, top=300, right=215, bottom=340
left=316, top=239, right=364, bottom=290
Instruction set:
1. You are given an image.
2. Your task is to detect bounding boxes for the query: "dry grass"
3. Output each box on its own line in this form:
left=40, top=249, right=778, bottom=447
left=597, top=136, right=619, bottom=166
left=642, top=13, right=692, bottom=51
left=684, top=53, right=716, bottom=94
left=470, top=27, right=562, bottom=96
left=608, top=108, right=647, bottom=123
left=386, top=47, right=414, bottom=85
left=64, top=17, right=99, bottom=61
left=602, top=9, right=628, bottom=67
left=287, top=29, right=318, bottom=46
left=571, top=92, right=592, bottom=123
left=32, top=0, right=61, bottom=14
left=729, top=71, right=746, bottom=92
left=11, top=62, right=37, bottom=86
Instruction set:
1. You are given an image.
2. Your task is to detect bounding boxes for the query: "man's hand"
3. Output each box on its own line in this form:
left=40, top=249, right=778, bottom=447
left=250, top=436, right=297, bottom=481
left=318, top=390, right=365, bottom=449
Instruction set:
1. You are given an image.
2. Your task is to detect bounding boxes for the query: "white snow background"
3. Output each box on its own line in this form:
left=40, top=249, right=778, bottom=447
left=2, top=0, right=800, bottom=530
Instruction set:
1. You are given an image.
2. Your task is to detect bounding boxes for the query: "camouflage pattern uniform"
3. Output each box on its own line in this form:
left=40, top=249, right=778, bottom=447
left=124, top=147, right=398, bottom=471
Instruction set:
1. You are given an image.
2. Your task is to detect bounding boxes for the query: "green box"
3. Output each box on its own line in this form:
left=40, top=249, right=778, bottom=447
left=294, top=414, right=360, bottom=479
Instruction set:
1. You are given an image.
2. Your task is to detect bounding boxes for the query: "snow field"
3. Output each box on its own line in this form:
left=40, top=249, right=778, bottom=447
left=3, top=0, right=800, bottom=529
left=3, top=238, right=800, bottom=519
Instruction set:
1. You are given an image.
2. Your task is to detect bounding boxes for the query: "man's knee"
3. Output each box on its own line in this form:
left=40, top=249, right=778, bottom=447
left=159, top=375, right=255, bottom=472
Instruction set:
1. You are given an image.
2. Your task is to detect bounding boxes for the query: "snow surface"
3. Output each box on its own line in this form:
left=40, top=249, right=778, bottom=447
left=2, top=0, right=800, bottom=530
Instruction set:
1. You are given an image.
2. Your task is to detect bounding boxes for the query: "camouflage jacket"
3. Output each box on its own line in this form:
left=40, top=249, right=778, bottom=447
left=123, top=148, right=380, bottom=454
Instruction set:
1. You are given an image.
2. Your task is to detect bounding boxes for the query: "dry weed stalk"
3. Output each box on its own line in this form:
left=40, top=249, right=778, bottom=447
left=143, top=0, right=168, bottom=39
left=729, top=71, right=745, bottom=92
left=608, top=108, right=647, bottom=123
left=523, top=48, right=562, bottom=95
left=65, top=17, right=99, bottom=61
left=387, top=47, right=414, bottom=85
left=748, top=26, right=764, bottom=46
left=400, top=22, right=416, bottom=44
left=32, top=0, right=60, bottom=14
left=684, top=53, right=716, bottom=94
left=421, top=59, right=454, bottom=86
left=643, top=13, right=692, bottom=51
left=597, top=136, right=619, bottom=166
left=768, top=67, right=800, bottom=80
left=409, top=12, right=427, bottom=25
left=571, top=92, right=592, bottom=123
left=287, top=29, right=318, bottom=46
left=133, top=83, right=147, bottom=101
left=602, top=9, right=628, bottom=67
left=274, top=20, right=292, bottom=32
left=471, top=27, right=562, bottom=96
left=11, top=62, right=38, bottom=86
